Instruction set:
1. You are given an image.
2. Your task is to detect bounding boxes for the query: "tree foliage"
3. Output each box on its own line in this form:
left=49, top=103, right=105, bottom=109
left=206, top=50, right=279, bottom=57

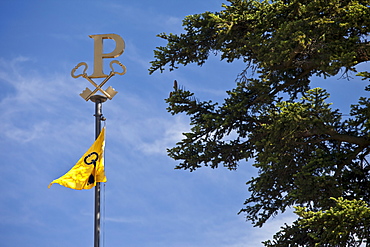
left=150, top=0, right=370, bottom=245
left=264, top=198, right=370, bottom=246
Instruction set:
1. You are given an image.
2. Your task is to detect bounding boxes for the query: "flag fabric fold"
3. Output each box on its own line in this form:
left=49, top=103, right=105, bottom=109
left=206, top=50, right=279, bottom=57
left=48, top=127, right=107, bottom=190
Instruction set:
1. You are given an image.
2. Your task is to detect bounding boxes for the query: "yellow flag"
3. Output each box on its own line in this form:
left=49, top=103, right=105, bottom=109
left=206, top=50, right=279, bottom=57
left=48, top=127, right=107, bottom=190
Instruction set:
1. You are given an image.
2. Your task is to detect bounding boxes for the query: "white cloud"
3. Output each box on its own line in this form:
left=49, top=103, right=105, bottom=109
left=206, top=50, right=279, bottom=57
left=136, top=115, right=190, bottom=155
left=246, top=210, right=297, bottom=246
left=0, top=57, right=93, bottom=148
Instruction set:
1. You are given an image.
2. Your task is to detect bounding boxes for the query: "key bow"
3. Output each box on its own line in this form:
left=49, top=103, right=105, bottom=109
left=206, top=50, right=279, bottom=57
left=109, top=60, right=127, bottom=76
left=71, top=62, right=88, bottom=78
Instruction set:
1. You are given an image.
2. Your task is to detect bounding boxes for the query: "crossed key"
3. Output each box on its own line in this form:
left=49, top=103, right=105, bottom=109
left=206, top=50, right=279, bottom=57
left=71, top=60, right=126, bottom=101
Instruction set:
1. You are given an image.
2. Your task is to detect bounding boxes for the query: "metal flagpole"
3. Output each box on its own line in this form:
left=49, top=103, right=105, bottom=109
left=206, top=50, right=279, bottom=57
left=90, top=95, right=107, bottom=247
left=71, top=33, right=126, bottom=247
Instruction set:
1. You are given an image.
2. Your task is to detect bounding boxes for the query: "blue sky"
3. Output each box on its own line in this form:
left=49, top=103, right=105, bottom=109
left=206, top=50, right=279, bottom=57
left=0, top=1, right=368, bottom=247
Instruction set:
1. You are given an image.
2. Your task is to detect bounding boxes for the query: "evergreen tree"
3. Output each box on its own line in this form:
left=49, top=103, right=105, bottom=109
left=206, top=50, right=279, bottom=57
left=150, top=0, right=370, bottom=245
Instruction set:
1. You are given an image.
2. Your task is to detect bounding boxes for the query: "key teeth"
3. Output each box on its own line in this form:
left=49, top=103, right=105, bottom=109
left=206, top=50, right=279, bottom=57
left=80, top=87, right=92, bottom=101
left=106, top=86, right=118, bottom=99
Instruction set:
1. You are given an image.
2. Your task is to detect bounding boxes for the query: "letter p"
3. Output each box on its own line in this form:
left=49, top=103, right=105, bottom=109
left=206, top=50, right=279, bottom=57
left=89, top=34, right=125, bottom=78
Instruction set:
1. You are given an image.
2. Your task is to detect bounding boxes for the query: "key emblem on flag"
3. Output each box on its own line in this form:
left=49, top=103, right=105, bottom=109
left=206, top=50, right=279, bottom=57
left=84, top=152, right=99, bottom=185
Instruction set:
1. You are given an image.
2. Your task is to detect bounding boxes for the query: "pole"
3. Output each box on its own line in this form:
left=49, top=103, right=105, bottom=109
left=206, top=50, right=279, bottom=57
left=90, top=95, right=107, bottom=247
